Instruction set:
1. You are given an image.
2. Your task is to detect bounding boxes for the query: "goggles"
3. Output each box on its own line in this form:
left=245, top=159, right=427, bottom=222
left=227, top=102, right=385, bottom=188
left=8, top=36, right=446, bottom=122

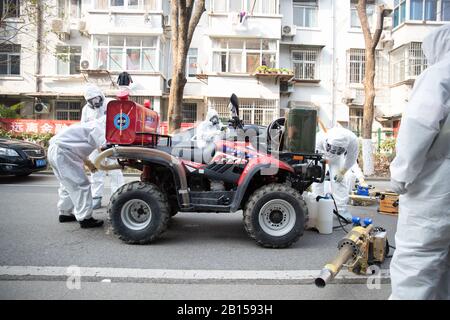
left=326, top=142, right=346, bottom=156
left=87, top=96, right=103, bottom=109
left=210, top=116, right=219, bottom=126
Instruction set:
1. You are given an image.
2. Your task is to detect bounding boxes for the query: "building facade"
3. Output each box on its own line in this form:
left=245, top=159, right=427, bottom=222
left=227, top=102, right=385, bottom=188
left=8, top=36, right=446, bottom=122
left=1, top=0, right=449, bottom=136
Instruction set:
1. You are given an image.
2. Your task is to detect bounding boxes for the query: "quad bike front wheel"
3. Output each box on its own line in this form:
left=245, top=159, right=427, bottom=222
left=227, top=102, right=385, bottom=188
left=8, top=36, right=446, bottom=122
left=108, top=181, right=170, bottom=244
left=243, top=183, right=307, bottom=248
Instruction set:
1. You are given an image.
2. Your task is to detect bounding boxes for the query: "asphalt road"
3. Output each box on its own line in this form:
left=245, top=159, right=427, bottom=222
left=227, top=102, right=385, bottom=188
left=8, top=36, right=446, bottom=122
left=0, top=174, right=397, bottom=299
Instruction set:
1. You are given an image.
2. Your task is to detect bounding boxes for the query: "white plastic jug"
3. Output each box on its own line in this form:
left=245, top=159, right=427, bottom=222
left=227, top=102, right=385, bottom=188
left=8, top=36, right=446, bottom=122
left=317, top=196, right=334, bottom=234
left=304, top=192, right=318, bottom=229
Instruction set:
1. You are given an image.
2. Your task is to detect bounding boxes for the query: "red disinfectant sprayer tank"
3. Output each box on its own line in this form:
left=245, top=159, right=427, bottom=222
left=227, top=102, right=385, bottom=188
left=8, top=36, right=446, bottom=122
left=106, top=91, right=159, bottom=145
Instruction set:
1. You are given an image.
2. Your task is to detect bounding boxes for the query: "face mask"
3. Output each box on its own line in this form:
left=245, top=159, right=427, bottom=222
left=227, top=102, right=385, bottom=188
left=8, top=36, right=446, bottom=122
left=88, top=96, right=103, bottom=109
left=325, top=152, right=339, bottom=160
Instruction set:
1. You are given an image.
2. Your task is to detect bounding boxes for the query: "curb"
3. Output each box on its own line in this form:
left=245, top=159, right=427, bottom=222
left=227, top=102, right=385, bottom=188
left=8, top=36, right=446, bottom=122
left=0, top=266, right=391, bottom=285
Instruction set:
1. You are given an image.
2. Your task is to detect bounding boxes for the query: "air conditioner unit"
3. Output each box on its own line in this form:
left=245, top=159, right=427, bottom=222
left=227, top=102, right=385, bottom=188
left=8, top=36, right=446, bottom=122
left=34, top=102, right=50, bottom=114
left=282, top=25, right=296, bottom=38
left=342, top=89, right=356, bottom=104
left=280, top=80, right=294, bottom=94
left=80, top=60, right=90, bottom=70
left=51, top=18, right=69, bottom=34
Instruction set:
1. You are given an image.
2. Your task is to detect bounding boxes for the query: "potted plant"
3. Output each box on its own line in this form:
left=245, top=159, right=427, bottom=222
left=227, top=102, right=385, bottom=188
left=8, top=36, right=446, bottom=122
left=255, top=65, right=269, bottom=74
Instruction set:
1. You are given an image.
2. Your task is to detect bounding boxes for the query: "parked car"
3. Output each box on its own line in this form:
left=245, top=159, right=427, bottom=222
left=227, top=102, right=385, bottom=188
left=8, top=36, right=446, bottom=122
left=0, top=138, right=47, bottom=176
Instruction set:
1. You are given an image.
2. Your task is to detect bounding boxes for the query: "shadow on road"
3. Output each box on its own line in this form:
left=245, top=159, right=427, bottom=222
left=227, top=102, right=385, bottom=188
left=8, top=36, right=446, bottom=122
left=0, top=174, right=51, bottom=184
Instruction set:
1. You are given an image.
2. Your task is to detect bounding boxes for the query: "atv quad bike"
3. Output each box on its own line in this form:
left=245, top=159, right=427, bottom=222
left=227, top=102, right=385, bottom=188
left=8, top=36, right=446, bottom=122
left=95, top=93, right=325, bottom=248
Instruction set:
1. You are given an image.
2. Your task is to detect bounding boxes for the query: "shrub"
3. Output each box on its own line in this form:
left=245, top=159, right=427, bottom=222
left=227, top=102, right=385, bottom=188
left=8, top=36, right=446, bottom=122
left=0, top=129, right=54, bottom=148
left=0, top=103, right=21, bottom=119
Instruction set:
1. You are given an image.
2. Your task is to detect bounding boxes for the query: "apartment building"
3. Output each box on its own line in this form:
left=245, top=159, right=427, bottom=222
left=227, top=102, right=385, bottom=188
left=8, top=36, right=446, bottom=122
left=1, top=0, right=449, bottom=136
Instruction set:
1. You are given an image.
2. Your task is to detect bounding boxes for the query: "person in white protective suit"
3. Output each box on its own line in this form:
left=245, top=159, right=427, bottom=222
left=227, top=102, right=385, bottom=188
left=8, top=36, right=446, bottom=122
left=312, top=127, right=359, bottom=222
left=196, top=109, right=223, bottom=148
left=344, top=161, right=368, bottom=195
left=81, top=84, right=124, bottom=210
left=389, top=24, right=450, bottom=300
left=47, top=116, right=107, bottom=228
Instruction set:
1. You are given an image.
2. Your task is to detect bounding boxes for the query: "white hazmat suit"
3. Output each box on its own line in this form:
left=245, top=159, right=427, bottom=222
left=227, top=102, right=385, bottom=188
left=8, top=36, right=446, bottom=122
left=48, top=116, right=106, bottom=222
left=81, top=85, right=124, bottom=209
left=312, top=128, right=359, bottom=221
left=196, top=109, right=223, bottom=148
left=389, top=24, right=450, bottom=300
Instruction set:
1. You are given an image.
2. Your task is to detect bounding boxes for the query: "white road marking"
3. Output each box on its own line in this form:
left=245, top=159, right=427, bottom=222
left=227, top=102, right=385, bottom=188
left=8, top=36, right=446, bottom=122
left=0, top=266, right=390, bottom=284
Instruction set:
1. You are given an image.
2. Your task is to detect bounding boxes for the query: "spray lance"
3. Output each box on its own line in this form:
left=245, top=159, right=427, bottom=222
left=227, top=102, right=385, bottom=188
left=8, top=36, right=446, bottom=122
left=315, top=217, right=389, bottom=288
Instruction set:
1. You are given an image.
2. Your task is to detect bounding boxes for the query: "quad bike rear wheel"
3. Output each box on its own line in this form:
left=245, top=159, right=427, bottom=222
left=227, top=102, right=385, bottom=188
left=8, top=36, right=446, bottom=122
left=108, top=181, right=170, bottom=244
left=243, top=183, right=307, bottom=248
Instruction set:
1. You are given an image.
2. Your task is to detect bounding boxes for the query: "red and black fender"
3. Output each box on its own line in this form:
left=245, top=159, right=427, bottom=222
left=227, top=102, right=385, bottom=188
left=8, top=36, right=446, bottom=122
left=229, top=157, right=295, bottom=212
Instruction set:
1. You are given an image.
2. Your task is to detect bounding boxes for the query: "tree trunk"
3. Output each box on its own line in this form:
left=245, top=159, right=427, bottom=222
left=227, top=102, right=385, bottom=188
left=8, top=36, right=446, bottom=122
left=357, top=1, right=387, bottom=176
left=362, top=47, right=376, bottom=175
left=168, top=67, right=187, bottom=133
left=167, top=0, right=205, bottom=134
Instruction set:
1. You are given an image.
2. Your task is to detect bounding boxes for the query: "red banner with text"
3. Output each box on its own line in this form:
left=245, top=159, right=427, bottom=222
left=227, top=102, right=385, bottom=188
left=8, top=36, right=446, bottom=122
left=0, top=118, right=78, bottom=135
left=0, top=118, right=196, bottom=136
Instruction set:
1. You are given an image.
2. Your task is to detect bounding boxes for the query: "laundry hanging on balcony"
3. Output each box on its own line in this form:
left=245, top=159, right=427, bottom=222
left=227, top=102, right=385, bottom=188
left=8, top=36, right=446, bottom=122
left=117, top=71, right=133, bottom=86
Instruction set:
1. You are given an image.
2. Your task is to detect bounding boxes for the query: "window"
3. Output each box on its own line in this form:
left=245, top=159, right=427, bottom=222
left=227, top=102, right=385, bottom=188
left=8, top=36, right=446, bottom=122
left=55, top=101, right=82, bottom=121
left=350, top=0, right=375, bottom=28
left=1, top=0, right=19, bottom=18
left=94, top=0, right=156, bottom=10
left=347, top=49, right=384, bottom=85
left=0, top=44, right=20, bottom=76
left=349, top=107, right=363, bottom=136
left=393, top=0, right=407, bottom=27
left=209, top=98, right=277, bottom=126
left=212, top=38, right=277, bottom=73
left=211, top=0, right=277, bottom=14
left=247, top=0, right=277, bottom=14
left=187, top=48, right=198, bottom=77
left=131, top=96, right=154, bottom=106
left=182, top=103, right=197, bottom=122
left=58, top=0, right=81, bottom=19
left=348, top=49, right=366, bottom=84
left=410, top=0, right=437, bottom=21
left=409, top=42, right=427, bottom=76
left=293, top=0, right=318, bottom=28
left=93, top=35, right=158, bottom=71
left=443, top=0, right=450, bottom=20
left=56, top=46, right=81, bottom=75
left=212, top=0, right=243, bottom=12
left=390, top=42, right=427, bottom=84
left=292, top=47, right=320, bottom=80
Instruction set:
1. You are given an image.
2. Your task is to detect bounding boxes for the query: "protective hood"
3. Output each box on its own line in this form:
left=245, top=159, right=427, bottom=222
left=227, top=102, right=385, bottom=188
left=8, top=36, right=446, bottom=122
left=326, top=127, right=351, bottom=148
left=422, top=24, right=450, bottom=66
left=206, top=109, right=219, bottom=121
left=84, top=84, right=105, bottom=101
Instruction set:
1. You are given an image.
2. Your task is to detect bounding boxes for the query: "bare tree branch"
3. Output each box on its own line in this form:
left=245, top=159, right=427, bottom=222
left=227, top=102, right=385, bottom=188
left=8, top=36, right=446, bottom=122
left=187, top=0, right=205, bottom=48
left=356, top=0, right=373, bottom=48
left=372, top=4, right=386, bottom=50
left=168, top=0, right=206, bottom=133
